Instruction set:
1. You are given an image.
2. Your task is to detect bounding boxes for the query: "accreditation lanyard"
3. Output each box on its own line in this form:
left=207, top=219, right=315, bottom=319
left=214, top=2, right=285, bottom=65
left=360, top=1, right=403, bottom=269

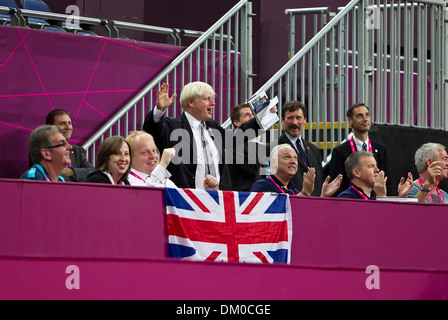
left=349, top=137, right=372, bottom=153
left=418, top=178, right=444, bottom=204
left=269, top=176, right=296, bottom=195
left=349, top=184, right=372, bottom=200
left=129, top=171, right=147, bottom=184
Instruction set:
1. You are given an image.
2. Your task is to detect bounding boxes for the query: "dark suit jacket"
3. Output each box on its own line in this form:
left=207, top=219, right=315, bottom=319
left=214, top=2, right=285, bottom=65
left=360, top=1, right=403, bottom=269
left=67, top=145, right=95, bottom=182
left=328, top=138, right=388, bottom=196
left=227, top=140, right=262, bottom=192
left=268, top=133, right=323, bottom=196
left=85, top=171, right=130, bottom=185
left=143, top=111, right=260, bottom=190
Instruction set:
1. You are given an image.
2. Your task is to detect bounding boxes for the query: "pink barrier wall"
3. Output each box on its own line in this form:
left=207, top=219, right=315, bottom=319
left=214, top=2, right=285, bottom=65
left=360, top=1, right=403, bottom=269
left=0, top=25, right=182, bottom=179
left=2, top=256, right=448, bottom=300
left=1, top=179, right=448, bottom=270
left=1, top=179, right=448, bottom=299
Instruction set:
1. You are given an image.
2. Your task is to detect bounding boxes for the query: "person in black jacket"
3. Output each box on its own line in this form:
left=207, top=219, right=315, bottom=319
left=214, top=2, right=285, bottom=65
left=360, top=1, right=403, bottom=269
left=227, top=103, right=262, bottom=192
left=328, top=103, right=388, bottom=196
left=86, top=136, right=131, bottom=185
left=143, top=82, right=261, bottom=190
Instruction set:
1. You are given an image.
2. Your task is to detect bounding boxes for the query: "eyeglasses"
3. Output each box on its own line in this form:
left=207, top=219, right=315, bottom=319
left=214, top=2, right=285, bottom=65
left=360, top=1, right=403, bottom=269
left=43, top=141, right=68, bottom=149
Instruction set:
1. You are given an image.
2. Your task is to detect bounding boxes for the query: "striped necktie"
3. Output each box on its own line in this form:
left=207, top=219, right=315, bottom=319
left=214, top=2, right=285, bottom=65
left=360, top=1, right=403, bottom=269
left=200, top=123, right=217, bottom=178
left=296, top=138, right=308, bottom=167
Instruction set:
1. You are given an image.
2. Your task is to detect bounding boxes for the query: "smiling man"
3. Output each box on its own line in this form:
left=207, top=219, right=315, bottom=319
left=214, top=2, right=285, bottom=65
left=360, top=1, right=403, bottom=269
left=143, top=81, right=260, bottom=190
left=125, top=131, right=177, bottom=188
left=250, top=144, right=342, bottom=197
left=408, top=143, right=448, bottom=204
left=42, top=109, right=94, bottom=182
left=267, top=101, right=324, bottom=196
left=21, top=125, right=73, bottom=182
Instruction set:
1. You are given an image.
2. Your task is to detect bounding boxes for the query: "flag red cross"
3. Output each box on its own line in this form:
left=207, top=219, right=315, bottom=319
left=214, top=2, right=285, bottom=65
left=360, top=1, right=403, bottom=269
left=166, top=190, right=289, bottom=262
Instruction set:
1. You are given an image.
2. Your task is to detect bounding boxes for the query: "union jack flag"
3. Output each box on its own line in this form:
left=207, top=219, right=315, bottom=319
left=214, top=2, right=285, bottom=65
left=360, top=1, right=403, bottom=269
left=165, top=187, right=292, bottom=264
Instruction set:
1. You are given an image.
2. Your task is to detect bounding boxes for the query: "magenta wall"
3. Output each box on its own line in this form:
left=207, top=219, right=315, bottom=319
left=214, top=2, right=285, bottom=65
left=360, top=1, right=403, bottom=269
left=2, top=256, right=448, bottom=300
left=2, top=179, right=448, bottom=269
left=1, top=179, right=448, bottom=299
left=0, top=25, right=237, bottom=179
left=0, top=25, right=183, bottom=179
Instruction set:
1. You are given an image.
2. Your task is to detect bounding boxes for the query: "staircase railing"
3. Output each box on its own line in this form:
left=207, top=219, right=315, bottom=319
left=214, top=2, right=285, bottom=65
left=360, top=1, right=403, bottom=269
left=224, top=0, right=446, bottom=163
left=82, top=0, right=253, bottom=166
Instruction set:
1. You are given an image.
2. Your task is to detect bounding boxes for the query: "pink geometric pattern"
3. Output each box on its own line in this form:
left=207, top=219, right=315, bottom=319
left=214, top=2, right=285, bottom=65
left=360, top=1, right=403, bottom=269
left=0, top=25, right=185, bottom=178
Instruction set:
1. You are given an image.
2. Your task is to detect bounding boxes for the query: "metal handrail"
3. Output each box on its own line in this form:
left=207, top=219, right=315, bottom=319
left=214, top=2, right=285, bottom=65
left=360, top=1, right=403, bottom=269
left=82, top=0, right=250, bottom=160
left=284, top=7, right=330, bottom=15
left=222, top=2, right=357, bottom=131
left=0, top=6, right=24, bottom=26
left=18, top=8, right=107, bottom=26
left=230, top=0, right=445, bottom=165
left=110, top=20, right=233, bottom=41
left=255, top=1, right=359, bottom=98
left=0, top=5, right=18, bottom=15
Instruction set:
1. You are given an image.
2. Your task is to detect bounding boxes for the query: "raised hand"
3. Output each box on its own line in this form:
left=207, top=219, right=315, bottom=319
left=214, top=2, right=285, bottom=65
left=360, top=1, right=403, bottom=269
left=320, top=174, right=342, bottom=197
left=159, top=148, right=176, bottom=168
left=156, top=83, right=177, bottom=112
left=300, top=167, right=315, bottom=196
left=397, top=172, right=413, bottom=197
left=204, top=174, right=219, bottom=190
left=373, top=170, right=387, bottom=197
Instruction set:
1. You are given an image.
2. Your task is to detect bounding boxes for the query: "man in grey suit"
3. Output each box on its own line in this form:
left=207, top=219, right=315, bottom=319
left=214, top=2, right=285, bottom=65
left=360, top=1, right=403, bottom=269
left=268, top=101, right=324, bottom=196
left=43, top=109, right=94, bottom=182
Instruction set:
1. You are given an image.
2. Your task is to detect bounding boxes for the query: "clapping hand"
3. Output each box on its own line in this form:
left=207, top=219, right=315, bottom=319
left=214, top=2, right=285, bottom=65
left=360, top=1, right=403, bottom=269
left=373, top=170, right=387, bottom=197
left=397, top=172, right=413, bottom=197
left=320, top=174, right=343, bottom=197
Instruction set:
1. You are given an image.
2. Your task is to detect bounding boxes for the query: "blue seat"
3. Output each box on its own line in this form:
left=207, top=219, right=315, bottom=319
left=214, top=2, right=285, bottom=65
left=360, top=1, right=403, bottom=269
left=21, top=0, right=87, bottom=31
left=43, top=24, right=66, bottom=32
left=20, top=0, right=51, bottom=26
left=74, top=29, right=98, bottom=36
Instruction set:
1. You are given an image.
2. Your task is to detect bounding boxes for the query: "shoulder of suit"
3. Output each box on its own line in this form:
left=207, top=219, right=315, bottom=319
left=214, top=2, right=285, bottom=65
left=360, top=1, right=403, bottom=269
left=206, top=119, right=222, bottom=129
left=370, top=139, right=386, bottom=149
left=71, top=144, right=84, bottom=153
left=278, top=134, right=289, bottom=144
left=303, top=139, right=319, bottom=149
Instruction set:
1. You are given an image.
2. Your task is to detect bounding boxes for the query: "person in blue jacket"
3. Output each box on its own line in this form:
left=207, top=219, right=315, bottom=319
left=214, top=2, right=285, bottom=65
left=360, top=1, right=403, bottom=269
left=21, top=125, right=73, bottom=182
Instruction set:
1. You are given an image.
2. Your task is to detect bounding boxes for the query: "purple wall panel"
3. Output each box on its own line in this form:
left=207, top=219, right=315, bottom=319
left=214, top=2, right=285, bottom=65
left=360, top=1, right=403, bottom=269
left=0, top=25, right=185, bottom=178
left=1, top=178, right=448, bottom=272
left=2, top=256, right=448, bottom=299
left=1, top=178, right=448, bottom=299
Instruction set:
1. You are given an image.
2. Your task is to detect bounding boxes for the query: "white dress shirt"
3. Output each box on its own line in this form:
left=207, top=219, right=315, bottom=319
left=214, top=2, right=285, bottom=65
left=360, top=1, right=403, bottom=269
left=128, top=167, right=177, bottom=188
left=351, top=134, right=370, bottom=151
left=284, top=132, right=305, bottom=153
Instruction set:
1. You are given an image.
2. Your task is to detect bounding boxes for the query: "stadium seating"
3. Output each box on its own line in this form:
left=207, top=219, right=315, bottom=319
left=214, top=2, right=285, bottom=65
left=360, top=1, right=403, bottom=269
left=42, top=24, right=66, bottom=32
left=20, top=0, right=93, bottom=33
left=20, top=0, right=50, bottom=27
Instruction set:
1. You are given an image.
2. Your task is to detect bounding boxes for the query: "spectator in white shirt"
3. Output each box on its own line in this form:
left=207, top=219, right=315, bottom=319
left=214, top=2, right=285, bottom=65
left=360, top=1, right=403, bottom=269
left=126, top=131, right=218, bottom=189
